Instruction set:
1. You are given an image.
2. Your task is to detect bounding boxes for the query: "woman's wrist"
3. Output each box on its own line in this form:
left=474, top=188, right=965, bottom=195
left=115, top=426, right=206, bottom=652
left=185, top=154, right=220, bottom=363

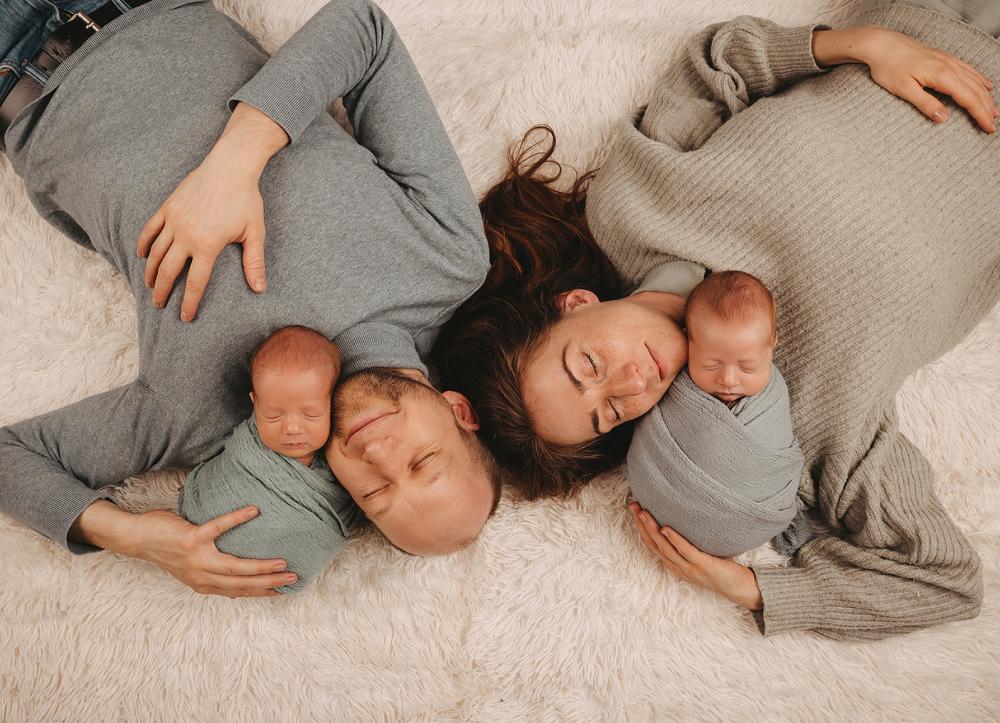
left=812, top=26, right=882, bottom=69
left=68, top=499, right=143, bottom=556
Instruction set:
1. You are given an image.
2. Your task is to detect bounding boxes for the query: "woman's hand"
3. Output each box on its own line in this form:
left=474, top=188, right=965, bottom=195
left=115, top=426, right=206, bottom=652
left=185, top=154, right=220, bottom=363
left=127, top=506, right=297, bottom=597
left=628, top=502, right=763, bottom=610
left=136, top=102, right=289, bottom=322
left=813, top=26, right=998, bottom=132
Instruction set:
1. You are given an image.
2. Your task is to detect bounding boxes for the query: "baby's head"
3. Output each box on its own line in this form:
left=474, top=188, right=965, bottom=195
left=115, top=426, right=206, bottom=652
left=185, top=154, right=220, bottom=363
left=249, top=325, right=342, bottom=466
left=685, top=271, right=777, bottom=405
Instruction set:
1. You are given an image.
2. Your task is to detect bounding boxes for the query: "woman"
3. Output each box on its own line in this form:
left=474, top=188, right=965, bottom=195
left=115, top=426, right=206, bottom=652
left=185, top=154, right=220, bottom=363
left=432, top=1, right=1000, bottom=639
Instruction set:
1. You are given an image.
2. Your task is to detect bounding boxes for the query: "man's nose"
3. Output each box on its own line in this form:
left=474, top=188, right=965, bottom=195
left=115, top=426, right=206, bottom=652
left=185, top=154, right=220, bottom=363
left=609, top=363, right=646, bottom=396
left=361, top=434, right=400, bottom=467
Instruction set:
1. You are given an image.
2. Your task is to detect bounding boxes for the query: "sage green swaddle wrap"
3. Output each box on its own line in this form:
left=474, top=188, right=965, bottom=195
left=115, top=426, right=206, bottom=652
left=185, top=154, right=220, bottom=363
left=178, top=416, right=360, bottom=593
left=627, top=366, right=810, bottom=558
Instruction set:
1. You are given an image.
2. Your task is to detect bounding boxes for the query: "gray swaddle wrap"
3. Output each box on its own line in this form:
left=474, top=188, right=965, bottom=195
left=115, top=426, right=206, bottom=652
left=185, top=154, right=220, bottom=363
left=627, top=366, right=811, bottom=558
left=178, top=416, right=359, bottom=593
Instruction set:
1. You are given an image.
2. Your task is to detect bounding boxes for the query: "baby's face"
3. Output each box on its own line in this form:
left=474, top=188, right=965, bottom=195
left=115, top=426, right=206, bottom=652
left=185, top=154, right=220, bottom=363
left=251, top=367, right=332, bottom=466
left=686, top=306, right=774, bottom=404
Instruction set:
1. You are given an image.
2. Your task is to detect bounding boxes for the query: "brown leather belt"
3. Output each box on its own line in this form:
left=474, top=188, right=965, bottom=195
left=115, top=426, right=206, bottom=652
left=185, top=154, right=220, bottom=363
left=0, top=0, right=152, bottom=148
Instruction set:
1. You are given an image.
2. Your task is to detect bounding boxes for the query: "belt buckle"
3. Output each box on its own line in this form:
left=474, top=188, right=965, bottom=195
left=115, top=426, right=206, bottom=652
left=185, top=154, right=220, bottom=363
left=67, top=11, right=102, bottom=32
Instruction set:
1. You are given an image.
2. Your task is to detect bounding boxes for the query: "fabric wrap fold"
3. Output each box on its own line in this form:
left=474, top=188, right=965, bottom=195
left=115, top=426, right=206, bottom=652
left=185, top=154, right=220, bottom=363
left=627, top=366, right=809, bottom=557
left=178, top=416, right=359, bottom=593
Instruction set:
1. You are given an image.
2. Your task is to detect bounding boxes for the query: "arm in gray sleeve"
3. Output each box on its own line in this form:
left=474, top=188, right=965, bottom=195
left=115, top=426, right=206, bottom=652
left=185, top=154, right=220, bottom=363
left=640, top=16, right=830, bottom=152
left=226, top=0, right=483, bottom=239
left=0, top=381, right=211, bottom=554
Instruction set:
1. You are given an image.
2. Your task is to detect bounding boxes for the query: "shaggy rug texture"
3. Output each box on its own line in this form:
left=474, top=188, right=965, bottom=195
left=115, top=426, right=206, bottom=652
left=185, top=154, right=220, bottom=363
left=2, top=0, right=998, bottom=719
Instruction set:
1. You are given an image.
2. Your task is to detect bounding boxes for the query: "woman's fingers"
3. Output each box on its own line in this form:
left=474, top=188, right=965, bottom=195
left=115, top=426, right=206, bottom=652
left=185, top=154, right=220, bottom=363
left=636, top=510, right=690, bottom=574
left=924, top=66, right=996, bottom=131
left=136, top=209, right=166, bottom=258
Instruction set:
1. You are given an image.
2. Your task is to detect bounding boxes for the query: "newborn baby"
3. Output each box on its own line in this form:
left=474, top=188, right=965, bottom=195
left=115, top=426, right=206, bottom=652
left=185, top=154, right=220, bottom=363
left=178, top=324, right=359, bottom=593
left=627, top=269, right=811, bottom=557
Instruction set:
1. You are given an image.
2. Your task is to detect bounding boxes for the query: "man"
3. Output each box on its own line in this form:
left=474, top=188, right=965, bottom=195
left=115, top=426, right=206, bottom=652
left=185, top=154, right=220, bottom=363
left=0, top=0, right=498, bottom=597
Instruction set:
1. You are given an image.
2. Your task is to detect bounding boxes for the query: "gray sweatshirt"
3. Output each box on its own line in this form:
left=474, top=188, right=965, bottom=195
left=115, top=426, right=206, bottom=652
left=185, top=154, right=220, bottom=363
left=0, top=0, right=488, bottom=553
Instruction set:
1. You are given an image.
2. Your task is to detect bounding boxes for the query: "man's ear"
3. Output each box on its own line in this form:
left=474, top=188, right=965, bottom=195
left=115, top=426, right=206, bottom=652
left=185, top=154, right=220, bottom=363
left=441, top=390, right=480, bottom=431
left=249, top=391, right=256, bottom=406
left=555, top=288, right=600, bottom=314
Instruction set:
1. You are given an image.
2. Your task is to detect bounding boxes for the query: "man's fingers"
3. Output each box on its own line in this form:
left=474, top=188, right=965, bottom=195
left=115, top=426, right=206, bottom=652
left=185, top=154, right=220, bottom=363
left=143, top=227, right=173, bottom=289
left=241, top=225, right=267, bottom=293
left=197, top=505, right=260, bottom=541
left=204, top=551, right=288, bottom=576
left=180, top=257, right=213, bottom=322
left=150, top=246, right=188, bottom=309
left=198, top=572, right=289, bottom=598
left=137, top=209, right=166, bottom=258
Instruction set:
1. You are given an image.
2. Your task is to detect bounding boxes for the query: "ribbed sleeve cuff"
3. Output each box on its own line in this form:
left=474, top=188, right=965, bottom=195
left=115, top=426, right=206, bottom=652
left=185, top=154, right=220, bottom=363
left=749, top=564, right=829, bottom=636
left=227, top=68, right=321, bottom=145
left=751, top=22, right=830, bottom=95
left=335, top=322, right=426, bottom=377
left=59, top=488, right=117, bottom=555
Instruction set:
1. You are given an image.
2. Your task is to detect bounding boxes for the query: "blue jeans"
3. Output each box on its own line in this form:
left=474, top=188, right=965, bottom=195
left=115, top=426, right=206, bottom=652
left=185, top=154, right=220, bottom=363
left=0, top=0, right=132, bottom=105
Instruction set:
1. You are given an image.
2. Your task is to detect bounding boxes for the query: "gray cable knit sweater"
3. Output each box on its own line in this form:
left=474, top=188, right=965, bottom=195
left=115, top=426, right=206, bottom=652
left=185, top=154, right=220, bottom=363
left=0, top=0, right=488, bottom=553
left=586, top=6, right=999, bottom=639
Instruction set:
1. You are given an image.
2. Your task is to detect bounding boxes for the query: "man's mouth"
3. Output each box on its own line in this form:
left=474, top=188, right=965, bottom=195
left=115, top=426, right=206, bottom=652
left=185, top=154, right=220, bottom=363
left=344, top=409, right=396, bottom=445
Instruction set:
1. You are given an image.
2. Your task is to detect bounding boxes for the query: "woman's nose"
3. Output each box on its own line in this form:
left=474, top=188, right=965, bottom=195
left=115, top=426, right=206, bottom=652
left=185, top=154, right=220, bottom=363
left=610, top=363, right=646, bottom=396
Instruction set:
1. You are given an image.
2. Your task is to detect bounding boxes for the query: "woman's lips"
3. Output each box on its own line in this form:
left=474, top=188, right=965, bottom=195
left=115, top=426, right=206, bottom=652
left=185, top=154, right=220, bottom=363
left=645, top=343, right=667, bottom=383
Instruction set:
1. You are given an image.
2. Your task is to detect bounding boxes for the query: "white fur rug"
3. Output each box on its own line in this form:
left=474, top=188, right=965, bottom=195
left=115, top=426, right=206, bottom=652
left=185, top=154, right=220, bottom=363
left=2, top=0, right=998, bottom=719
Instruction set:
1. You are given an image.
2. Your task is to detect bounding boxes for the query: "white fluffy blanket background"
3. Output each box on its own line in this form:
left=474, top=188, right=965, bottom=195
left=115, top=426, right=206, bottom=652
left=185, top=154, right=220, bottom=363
left=1, top=0, right=998, bottom=719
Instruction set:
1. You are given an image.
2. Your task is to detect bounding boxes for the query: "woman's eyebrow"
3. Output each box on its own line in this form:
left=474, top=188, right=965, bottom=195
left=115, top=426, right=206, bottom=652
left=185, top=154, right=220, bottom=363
left=561, top=344, right=585, bottom=393
left=561, top=343, right=602, bottom=434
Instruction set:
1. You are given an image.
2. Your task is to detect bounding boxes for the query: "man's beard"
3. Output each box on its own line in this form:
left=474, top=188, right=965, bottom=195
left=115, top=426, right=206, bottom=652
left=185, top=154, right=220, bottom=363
left=331, top=367, right=438, bottom=438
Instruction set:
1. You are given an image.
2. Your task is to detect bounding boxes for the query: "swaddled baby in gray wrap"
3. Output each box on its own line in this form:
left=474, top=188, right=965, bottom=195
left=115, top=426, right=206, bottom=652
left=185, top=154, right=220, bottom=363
left=628, top=270, right=811, bottom=557
left=178, top=325, right=359, bottom=593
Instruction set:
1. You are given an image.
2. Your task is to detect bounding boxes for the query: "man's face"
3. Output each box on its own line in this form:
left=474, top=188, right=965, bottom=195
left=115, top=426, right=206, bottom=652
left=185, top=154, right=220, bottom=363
left=325, top=369, right=494, bottom=555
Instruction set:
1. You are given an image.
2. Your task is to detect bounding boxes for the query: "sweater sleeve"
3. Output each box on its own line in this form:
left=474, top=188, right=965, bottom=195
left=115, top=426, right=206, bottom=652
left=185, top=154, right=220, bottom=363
left=749, top=406, right=983, bottom=640
left=0, top=381, right=219, bottom=554
left=639, top=16, right=829, bottom=152
left=226, top=0, right=483, bottom=241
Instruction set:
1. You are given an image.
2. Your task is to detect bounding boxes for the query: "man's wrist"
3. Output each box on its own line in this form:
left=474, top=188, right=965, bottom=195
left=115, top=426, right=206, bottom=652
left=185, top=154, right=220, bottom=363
left=69, top=499, right=141, bottom=556
left=209, top=101, right=290, bottom=177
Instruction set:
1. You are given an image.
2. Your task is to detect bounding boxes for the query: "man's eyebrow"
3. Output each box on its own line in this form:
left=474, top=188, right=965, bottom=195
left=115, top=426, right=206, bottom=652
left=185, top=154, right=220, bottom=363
left=591, top=411, right=601, bottom=436
left=562, top=343, right=585, bottom=393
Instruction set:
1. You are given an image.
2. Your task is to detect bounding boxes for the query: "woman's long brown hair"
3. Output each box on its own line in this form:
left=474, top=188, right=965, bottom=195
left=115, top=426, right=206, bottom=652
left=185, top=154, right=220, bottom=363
left=431, top=126, right=633, bottom=500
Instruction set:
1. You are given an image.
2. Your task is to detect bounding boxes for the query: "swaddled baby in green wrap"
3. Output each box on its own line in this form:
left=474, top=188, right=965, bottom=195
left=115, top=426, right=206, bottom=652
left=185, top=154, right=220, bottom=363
left=628, top=271, right=811, bottom=557
left=178, top=325, right=359, bottom=593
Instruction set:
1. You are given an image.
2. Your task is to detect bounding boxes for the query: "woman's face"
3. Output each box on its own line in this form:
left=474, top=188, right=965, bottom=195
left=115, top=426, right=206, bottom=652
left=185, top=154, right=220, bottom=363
left=521, top=289, right=688, bottom=445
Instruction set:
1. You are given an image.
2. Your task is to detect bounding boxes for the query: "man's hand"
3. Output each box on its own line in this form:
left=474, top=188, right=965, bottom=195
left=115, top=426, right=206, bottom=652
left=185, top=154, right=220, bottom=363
left=128, top=506, right=297, bottom=597
left=813, top=26, right=998, bottom=132
left=628, top=502, right=763, bottom=610
left=136, top=102, right=289, bottom=322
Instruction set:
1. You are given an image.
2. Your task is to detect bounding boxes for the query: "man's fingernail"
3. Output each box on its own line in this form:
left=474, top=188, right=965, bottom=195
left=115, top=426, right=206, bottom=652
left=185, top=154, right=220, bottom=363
left=254, top=279, right=265, bottom=292
left=932, top=110, right=947, bottom=122
left=181, top=312, right=191, bottom=322
left=272, top=563, right=286, bottom=573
